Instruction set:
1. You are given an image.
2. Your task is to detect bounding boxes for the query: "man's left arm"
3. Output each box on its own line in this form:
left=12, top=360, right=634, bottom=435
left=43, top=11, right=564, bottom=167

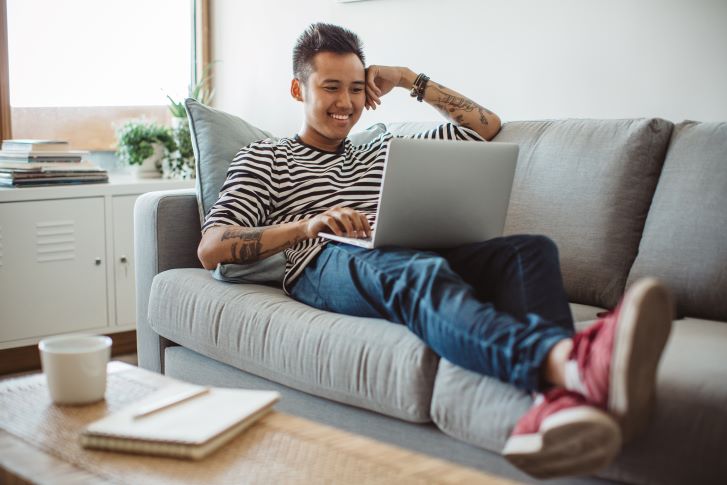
left=365, top=66, right=501, bottom=141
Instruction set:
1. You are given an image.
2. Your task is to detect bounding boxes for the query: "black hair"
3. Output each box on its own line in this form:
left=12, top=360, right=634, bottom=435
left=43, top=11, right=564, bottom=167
left=292, top=23, right=365, bottom=83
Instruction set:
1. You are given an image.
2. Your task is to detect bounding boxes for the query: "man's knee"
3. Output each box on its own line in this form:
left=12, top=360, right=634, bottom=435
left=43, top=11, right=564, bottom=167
left=528, top=234, right=559, bottom=257
left=506, top=234, right=559, bottom=259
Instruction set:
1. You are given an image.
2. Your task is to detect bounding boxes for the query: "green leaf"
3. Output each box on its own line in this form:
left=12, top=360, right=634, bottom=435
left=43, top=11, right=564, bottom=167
left=115, top=120, right=177, bottom=166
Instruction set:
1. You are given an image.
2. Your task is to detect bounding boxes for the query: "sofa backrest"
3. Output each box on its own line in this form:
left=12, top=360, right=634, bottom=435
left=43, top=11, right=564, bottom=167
left=495, top=119, right=674, bottom=309
left=627, top=121, right=727, bottom=321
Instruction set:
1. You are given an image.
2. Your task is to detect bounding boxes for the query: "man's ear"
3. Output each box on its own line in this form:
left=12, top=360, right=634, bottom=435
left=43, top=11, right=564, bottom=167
left=291, top=79, right=304, bottom=102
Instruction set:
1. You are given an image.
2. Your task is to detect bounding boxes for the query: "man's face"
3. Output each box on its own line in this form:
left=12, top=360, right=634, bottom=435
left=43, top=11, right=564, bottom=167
left=296, top=52, right=366, bottom=145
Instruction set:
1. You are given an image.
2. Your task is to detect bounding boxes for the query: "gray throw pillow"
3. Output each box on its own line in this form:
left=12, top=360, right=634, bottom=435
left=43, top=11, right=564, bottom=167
left=213, top=256, right=286, bottom=286
left=497, top=118, right=674, bottom=309
left=626, top=121, right=727, bottom=320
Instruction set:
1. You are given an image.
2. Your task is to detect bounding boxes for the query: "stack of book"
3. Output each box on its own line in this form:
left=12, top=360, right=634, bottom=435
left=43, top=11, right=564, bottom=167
left=0, top=139, right=108, bottom=187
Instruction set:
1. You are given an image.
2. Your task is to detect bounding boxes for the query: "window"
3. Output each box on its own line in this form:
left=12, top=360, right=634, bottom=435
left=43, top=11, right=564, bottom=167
left=0, top=0, right=209, bottom=150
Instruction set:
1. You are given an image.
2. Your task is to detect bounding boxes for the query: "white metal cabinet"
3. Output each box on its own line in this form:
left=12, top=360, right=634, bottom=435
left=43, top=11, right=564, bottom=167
left=0, top=176, right=194, bottom=349
left=0, top=197, right=108, bottom=341
left=111, top=195, right=138, bottom=327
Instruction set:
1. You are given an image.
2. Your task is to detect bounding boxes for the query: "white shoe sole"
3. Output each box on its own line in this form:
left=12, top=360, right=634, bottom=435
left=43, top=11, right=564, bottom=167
left=609, top=277, right=673, bottom=443
left=503, top=406, right=622, bottom=479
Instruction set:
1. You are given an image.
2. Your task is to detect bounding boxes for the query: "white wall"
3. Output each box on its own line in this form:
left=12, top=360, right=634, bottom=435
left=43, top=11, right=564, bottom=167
left=211, top=0, right=727, bottom=136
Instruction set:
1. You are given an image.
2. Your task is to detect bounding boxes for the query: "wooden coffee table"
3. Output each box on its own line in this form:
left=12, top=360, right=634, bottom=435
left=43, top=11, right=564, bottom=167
left=0, top=362, right=515, bottom=484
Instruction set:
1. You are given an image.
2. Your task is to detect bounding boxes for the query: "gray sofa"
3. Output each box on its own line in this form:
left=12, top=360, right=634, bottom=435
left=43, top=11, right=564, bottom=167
left=135, top=117, right=727, bottom=485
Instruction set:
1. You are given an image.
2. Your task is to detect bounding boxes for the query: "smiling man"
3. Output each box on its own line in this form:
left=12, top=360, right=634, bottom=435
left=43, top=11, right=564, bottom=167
left=197, top=23, right=673, bottom=479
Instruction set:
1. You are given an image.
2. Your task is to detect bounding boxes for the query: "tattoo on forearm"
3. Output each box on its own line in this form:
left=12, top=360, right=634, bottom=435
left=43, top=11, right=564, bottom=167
left=439, top=92, right=479, bottom=113
left=431, top=83, right=494, bottom=127
left=454, top=114, right=471, bottom=128
left=223, top=227, right=263, bottom=262
left=221, top=227, right=306, bottom=263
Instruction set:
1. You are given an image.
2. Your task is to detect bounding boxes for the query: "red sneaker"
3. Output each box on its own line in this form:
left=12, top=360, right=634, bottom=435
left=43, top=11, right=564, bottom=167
left=565, top=278, right=673, bottom=442
left=503, top=388, right=621, bottom=479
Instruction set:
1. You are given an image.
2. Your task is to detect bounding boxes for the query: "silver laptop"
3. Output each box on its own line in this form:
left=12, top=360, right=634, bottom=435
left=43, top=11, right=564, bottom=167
left=320, top=137, right=519, bottom=249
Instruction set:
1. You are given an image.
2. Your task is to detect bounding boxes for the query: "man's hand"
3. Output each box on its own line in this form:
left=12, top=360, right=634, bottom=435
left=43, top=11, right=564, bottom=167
left=304, top=206, right=372, bottom=239
left=365, top=65, right=415, bottom=110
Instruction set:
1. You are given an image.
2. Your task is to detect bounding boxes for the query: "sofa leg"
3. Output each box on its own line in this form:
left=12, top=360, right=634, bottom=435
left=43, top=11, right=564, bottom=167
left=159, top=337, right=178, bottom=374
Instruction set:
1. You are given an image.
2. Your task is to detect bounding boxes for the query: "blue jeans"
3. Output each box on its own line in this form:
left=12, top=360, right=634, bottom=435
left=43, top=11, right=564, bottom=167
left=289, top=235, right=574, bottom=392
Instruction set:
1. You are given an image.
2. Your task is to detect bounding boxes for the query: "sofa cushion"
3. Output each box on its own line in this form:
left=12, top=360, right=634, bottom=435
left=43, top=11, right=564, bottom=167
left=148, top=268, right=439, bottom=422
left=627, top=121, right=727, bottom=321
left=431, top=318, right=727, bottom=484
left=430, top=360, right=531, bottom=452
left=570, top=302, right=606, bottom=324
left=495, top=119, right=674, bottom=309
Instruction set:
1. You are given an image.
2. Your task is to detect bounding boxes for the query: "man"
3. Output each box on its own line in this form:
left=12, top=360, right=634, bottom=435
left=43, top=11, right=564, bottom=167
left=197, top=23, right=673, bottom=478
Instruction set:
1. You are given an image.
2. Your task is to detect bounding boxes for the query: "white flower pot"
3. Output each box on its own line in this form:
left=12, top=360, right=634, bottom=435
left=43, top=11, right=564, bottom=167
left=132, top=143, right=164, bottom=179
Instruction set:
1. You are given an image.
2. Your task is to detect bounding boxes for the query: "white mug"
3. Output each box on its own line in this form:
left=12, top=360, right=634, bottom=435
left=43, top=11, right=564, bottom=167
left=38, top=335, right=112, bottom=405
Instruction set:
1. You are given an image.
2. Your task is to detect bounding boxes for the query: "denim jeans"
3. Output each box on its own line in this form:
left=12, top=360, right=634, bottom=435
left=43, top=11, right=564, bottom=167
left=289, top=235, right=575, bottom=392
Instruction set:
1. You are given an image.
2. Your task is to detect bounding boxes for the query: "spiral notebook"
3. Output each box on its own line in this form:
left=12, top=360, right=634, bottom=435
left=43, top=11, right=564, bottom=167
left=80, top=383, right=280, bottom=460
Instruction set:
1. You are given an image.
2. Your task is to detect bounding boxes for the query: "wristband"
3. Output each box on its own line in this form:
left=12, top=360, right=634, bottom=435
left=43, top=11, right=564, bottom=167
left=409, top=73, right=429, bottom=102
left=409, top=73, right=424, bottom=97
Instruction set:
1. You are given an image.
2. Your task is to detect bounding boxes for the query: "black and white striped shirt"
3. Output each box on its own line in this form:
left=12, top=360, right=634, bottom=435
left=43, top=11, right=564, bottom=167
left=203, top=123, right=484, bottom=293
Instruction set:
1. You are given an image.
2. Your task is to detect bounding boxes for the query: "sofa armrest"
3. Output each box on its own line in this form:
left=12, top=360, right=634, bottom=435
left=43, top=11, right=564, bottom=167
left=134, top=188, right=203, bottom=372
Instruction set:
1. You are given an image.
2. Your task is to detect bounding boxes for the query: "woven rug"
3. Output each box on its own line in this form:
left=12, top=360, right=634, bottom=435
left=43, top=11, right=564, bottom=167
left=0, top=366, right=507, bottom=484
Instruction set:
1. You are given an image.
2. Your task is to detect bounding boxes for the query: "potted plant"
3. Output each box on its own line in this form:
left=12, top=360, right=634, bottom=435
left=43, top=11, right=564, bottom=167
left=165, top=62, right=217, bottom=179
left=115, top=121, right=177, bottom=178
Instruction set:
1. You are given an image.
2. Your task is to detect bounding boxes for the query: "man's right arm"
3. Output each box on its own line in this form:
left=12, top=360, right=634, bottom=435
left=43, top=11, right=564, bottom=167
left=198, top=222, right=307, bottom=270
left=197, top=206, right=372, bottom=270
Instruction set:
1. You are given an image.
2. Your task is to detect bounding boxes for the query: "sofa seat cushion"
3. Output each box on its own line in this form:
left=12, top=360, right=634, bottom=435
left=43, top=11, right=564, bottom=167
left=627, top=121, right=727, bottom=321
left=430, top=318, right=727, bottom=484
left=495, top=118, right=674, bottom=309
left=570, top=302, right=606, bottom=325
left=148, top=268, right=439, bottom=422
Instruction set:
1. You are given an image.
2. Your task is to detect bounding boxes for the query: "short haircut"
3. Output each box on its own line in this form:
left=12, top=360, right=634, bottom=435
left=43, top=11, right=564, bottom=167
left=292, top=23, right=365, bottom=84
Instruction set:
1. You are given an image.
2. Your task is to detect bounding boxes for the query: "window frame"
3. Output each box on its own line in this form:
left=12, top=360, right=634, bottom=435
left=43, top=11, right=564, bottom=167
left=0, top=0, right=11, bottom=141
left=0, top=0, right=210, bottom=151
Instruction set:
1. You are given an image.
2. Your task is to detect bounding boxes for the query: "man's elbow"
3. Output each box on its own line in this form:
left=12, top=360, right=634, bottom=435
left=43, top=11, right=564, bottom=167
left=483, top=115, right=502, bottom=141
left=197, top=234, right=219, bottom=271
left=198, top=250, right=217, bottom=271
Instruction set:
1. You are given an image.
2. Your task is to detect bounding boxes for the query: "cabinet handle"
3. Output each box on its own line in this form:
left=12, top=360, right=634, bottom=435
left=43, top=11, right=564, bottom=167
left=95, top=257, right=102, bottom=266
left=120, top=256, right=128, bottom=263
